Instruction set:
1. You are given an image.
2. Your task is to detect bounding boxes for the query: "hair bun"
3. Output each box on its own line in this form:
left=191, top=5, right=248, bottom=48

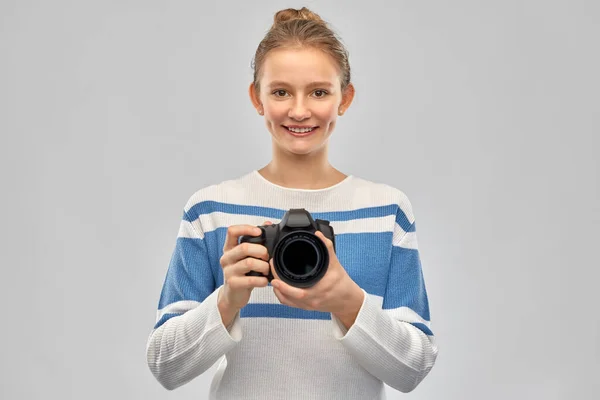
left=273, top=7, right=325, bottom=25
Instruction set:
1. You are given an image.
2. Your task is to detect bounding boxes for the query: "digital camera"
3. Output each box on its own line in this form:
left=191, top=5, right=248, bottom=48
left=239, top=208, right=336, bottom=288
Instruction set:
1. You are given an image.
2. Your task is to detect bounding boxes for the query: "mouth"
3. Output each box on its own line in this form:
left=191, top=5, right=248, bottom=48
left=282, top=125, right=319, bottom=137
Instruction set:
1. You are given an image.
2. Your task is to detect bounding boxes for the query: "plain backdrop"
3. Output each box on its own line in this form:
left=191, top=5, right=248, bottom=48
left=1, top=0, right=598, bottom=399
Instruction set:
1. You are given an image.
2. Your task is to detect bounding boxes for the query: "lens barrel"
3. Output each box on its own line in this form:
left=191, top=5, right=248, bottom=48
left=273, top=231, right=329, bottom=288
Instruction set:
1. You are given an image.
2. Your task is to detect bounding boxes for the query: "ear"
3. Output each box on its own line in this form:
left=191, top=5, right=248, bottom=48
left=338, top=82, right=355, bottom=115
left=248, top=82, right=263, bottom=115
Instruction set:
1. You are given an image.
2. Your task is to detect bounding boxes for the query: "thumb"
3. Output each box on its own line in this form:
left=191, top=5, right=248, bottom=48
left=315, top=230, right=336, bottom=259
left=269, top=258, right=281, bottom=281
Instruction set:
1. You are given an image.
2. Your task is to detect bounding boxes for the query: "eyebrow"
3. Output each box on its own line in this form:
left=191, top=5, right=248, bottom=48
left=266, top=81, right=335, bottom=89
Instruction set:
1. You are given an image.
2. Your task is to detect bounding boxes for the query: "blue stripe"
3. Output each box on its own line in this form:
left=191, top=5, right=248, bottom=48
left=334, top=232, right=391, bottom=297
left=157, top=236, right=216, bottom=310
left=396, top=215, right=414, bottom=233
left=158, top=230, right=398, bottom=310
left=154, top=312, right=181, bottom=329
left=169, top=230, right=425, bottom=310
left=203, top=229, right=392, bottom=297
left=410, top=322, right=434, bottom=336
left=242, top=306, right=433, bottom=336
left=185, top=201, right=410, bottom=227
left=155, top=308, right=433, bottom=336
left=383, top=246, right=430, bottom=321
left=241, top=303, right=331, bottom=320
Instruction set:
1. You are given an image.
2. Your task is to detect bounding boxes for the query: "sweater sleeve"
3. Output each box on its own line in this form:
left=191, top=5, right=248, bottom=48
left=330, top=199, right=438, bottom=393
left=146, top=207, right=242, bottom=390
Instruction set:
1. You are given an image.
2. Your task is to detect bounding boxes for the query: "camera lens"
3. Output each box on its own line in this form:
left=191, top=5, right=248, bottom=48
left=281, top=238, right=319, bottom=276
left=273, top=231, right=329, bottom=287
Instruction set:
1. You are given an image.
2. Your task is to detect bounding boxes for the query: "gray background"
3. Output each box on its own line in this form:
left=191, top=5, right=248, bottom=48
left=1, top=0, right=598, bottom=399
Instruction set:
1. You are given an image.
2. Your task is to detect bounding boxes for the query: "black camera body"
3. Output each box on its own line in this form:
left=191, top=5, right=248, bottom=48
left=239, top=208, right=336, bottom=288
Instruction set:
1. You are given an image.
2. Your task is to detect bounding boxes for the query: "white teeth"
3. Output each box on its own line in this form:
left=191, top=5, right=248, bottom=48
left=287, top=127, right=314, bottom=133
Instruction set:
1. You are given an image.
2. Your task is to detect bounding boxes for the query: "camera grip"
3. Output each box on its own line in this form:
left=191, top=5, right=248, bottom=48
left=246, top=269, right=265, bottom=277
left=239, top=231, right=269, bottom=278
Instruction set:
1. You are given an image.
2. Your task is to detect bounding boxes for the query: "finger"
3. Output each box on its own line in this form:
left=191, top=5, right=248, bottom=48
left=315, top=230, right=336, bottom=257
left=223, top=225, right=262, bottom=252
left=269, top=258, right=280, bottom=281
left=272, top=287, right=285, bottom=304
left=224, top=241, right=270, bottom=266
left=271, top=279, right=307, bottom=300
left=227, top=275, right=269, bottom=290
left=231, top=257, right=270, bottom=277
left=263, top=221, right=273, bottom=225
left=273, top=287, right=298, bottom=307
left=221, top=240, right=269, bottom=267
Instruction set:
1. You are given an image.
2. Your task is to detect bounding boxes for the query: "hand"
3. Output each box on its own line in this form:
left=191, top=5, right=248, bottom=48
left=217, top=222, right=272, bottom=325
left=270, top=230, right=365, bottom=328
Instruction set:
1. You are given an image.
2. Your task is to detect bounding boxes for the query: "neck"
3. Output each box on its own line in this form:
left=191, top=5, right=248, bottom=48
left=258, top=142, right=347, bottom=189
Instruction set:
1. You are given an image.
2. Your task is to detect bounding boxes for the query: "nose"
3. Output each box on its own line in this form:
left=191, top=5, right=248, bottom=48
left=288, top=99, right=311, bottom=121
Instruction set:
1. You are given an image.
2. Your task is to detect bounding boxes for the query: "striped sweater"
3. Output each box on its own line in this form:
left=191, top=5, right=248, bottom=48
left=146, top=170, right=438, bottom=399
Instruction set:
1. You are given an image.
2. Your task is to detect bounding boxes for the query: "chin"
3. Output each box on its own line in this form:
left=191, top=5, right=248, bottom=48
left=283, top=146, right=317, bottom=156
left=271, top=130, right=329, bottom=156
left=282, top=142, right=327, bottom=156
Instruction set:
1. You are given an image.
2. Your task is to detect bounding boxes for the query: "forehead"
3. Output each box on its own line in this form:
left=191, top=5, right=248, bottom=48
left=261, top=47, right=340, bottom=88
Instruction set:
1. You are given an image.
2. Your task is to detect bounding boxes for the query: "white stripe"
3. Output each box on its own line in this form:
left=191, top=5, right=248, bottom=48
left=249, top=290, right=429, bottom=329
left=179, top=213, right=419, bottom=250
left=383, top=306, right=431, bottom=327
left=156, top=300, right=201, bottom=322
left=248, top=286, right=280, bottom=304
left=157, top=293, right=429, bottom=330
left=368, top=292, right=384, bottom=307
left=393, top=230, right=418, bottom=250
left=178, top=212, right=397, bottom=238
left=178, top=220, right=204, bottom=239
left=248, top=287, right=386, bottom=306
left=183, top=171, right=414, bottom=217
left=393, top=222, right=406, bottom=244
left=333, top=216, right=395, bottom=234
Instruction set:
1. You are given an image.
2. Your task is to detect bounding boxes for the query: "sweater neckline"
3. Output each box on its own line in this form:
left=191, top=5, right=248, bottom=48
left=251, top=170, right=354, bottom=193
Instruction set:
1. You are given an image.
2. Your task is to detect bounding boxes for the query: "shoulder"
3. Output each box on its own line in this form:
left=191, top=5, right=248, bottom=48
left=182, top=171, right=254, bottom=215
left=349, top=175, right=415, bottom=221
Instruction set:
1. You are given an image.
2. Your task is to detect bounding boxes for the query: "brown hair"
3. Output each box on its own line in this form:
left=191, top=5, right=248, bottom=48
left=251, top=7, right=351, bottom=95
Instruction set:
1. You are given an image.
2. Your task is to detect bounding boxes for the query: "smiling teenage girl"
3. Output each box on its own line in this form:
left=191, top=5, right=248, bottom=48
left=146, top=7, right=438, bottom=399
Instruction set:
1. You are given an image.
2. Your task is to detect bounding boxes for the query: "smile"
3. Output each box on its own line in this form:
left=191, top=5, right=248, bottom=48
left=283, top=126, right=318, bottom=137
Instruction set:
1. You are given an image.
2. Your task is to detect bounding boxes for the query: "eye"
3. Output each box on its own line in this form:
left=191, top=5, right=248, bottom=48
left=313, top=90, right=328, bottom=98
left=272, top=90, right=288, bottom=97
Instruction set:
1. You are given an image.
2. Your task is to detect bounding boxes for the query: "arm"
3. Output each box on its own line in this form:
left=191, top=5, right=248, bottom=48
left=146, top=208, right=241, bottom=390
left=331, top=201, right=439, bottom=393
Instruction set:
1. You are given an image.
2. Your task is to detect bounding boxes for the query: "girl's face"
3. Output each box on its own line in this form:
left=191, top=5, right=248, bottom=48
left=251, top=47, right=354, bottom=156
